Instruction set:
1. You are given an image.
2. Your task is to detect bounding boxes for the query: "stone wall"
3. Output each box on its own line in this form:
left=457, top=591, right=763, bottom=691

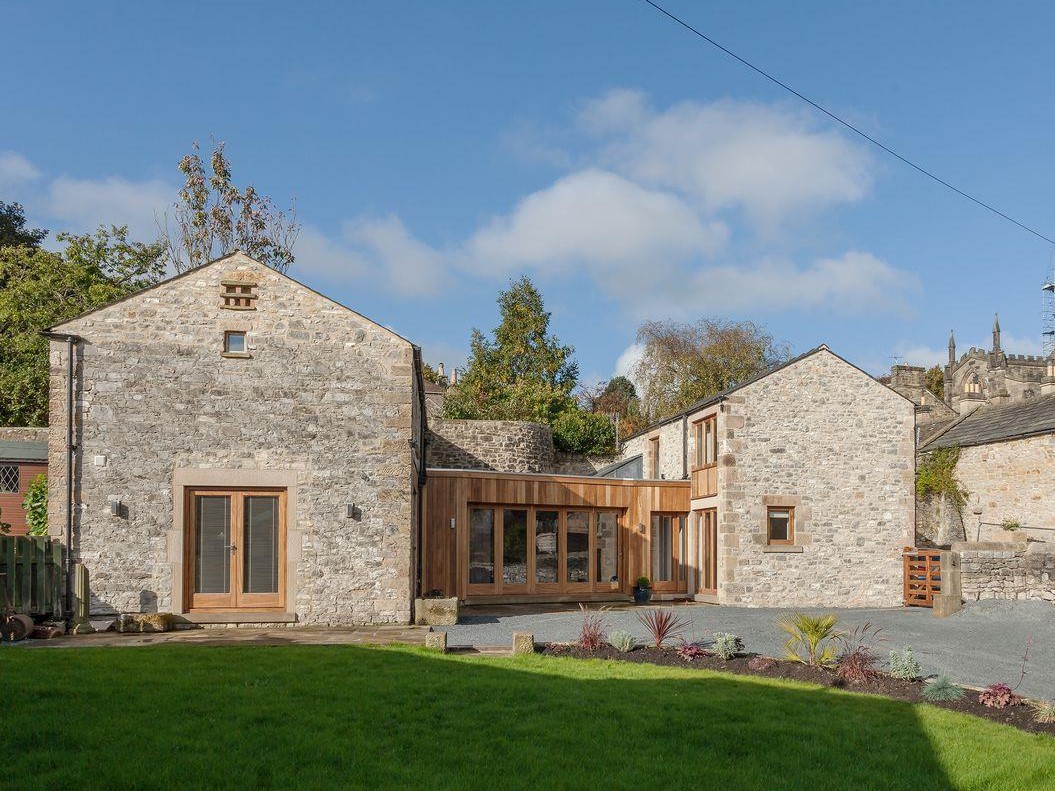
left=957, top=541, right=1055, bottom=602
left=550, top=452, right=620, bottom=476
left=48, top=253, right=416, bottom=625
left=620, top=418, right=687, bottom=480
left=427, top=419, right=553, bottom=473
left=953, top=435, right=1055, bottom=543
left=718, top=349, right=916, bottom=608
left=0, top=427, right=48, bottom=443
left=915, top=493, right=967, bottom=547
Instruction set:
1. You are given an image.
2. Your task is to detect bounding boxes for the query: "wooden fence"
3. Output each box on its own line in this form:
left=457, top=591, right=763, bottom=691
left=0, top=535, right=64, bottom=618
left=903, top=547, right=942, bottom=607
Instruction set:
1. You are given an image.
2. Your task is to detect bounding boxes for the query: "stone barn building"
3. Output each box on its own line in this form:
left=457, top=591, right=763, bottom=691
left=44, top=253, right=917, bottom=624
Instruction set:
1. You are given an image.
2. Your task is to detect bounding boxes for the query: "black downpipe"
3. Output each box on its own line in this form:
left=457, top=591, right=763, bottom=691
left=411, top=347, right=429, bottom=602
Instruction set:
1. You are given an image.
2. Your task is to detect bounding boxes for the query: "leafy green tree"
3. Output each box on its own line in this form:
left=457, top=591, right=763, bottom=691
left=552, top=410, right=615, bottom=455
left=0, top=226, right=166, bottom=426
left=0, top=201, right=47, bottom=248
left=633, top=318, right=789, bottom=423
left=163, top=140, right=299, bottom=273
left=924, top=365, right=945, bottom=401
left=443, top=276, right=578, bottom=425
left=584, top=375, right=646, bottom=438
left=421, top=362, right=448, bottom=387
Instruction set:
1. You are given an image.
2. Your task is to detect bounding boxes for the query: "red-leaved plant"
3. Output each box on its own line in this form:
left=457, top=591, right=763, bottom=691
left=637, top=609, right=690, bottom=648
left=979, top=683, right=1022, bottom=709
left=675, top=642, right=707, bottom=662
left=577, top=604, right=608, bottom=651
left=836, top=622, right=884, bottom=685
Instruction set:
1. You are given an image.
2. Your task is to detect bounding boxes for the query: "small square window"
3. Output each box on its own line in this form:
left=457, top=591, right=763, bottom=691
left=0, top=464, right=18, bottom=493
left=767, top=507, right=793, bottom=545
left=224, top=331, right=248, bottom=355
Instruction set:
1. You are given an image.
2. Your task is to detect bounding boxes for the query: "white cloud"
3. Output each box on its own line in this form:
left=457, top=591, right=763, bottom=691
left=292, top=225, right=371, bottom=281
left=465, top=169, right=728, bottom=274
left=614, top=342, right=644, bottom=379
left=344, top=215, right=447, bottom=296
left=0, top=151, right=41, bottom=191
left=581, top=90, right=872, bottom=230
left=46, top=175, right=174, bottom=239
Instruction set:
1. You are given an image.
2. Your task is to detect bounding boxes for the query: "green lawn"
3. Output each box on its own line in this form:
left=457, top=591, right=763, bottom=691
left=1, top=645, right=1052, bottom=790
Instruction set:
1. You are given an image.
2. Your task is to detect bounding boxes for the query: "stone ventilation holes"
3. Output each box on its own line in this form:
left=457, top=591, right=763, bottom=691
left=221, top=280, right=258, bottom=310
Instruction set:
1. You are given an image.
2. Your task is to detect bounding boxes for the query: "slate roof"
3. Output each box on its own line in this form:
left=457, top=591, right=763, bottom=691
left=593, top=453, right=643, bottom=479
left=0, top=440, right=48, bottom=462
left=921, top=394, right=1055, bottom=450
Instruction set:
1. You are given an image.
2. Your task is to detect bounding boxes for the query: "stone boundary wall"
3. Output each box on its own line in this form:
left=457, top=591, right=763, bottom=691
left=427, top=419, right=553, bottom=473
left=550, top=452, right=620, bottom=477
left=955, top=541, right=1055, bottom=603
left=0, top=427, right=48, bottom=443
left=915, top=493, right=966, bottom=547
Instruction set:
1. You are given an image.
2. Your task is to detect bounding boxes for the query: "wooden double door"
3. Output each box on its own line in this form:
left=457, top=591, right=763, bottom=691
left=184, top=488, right=286, bottom=612
left=467, top=505, right=621, bottom=596
left=649, top=510, right=717, bottom=596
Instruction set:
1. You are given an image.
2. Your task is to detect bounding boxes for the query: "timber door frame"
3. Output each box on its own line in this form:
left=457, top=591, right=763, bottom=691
left=183, top=487, right=287, bottom=613
left=694, top=508, right=718, bottom=597
left=649, top=511, right=688, bottom=594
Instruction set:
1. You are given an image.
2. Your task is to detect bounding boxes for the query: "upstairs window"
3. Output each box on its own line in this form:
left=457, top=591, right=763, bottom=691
left=767, top=507, right=794, bottom=545
left=221, top=281, right=258, bottom=310
left=223, top=331, right=249, bottom=357
left=693, top=415, right=717, bottom=468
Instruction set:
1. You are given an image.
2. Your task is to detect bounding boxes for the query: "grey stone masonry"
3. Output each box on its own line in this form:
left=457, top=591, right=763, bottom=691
left=0, top=427, right=48, bottom=443
left=427, top=419, right=552, bottom=473
left=717, top=349, right=915, bottom=608
left=621, top=418, right=687, bottom=480
left=47, top=252, right=417, bottom=625
left=956, top=541, right=1055, bottom=603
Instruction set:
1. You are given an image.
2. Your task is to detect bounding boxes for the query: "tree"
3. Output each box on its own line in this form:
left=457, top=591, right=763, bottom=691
left=0, top=201, right=47, bottom=248
left=924, top=365, right=945, bottom=401
left=0, top=226, right=166, bottom=426
left=582, top=375, right=646, bottom=439
left=421, top=362, right=449, bottom=387
left=442, top=276, right=578, bottom=425
left=633, top=318, right=789, bottom=423
left=163, top=140, right=299, bottom=274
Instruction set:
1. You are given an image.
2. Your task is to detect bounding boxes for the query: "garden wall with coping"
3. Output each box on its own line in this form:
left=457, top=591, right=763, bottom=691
left=954, top=540, right=1055, bottom=602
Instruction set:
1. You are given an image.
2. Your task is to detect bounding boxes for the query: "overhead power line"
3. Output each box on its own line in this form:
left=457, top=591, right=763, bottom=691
left=640, top=0, right=1055, bottom=246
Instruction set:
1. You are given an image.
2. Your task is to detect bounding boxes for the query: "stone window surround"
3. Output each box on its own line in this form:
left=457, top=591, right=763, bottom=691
left=760, top=495, right=806, bottom=554
left=168, top=468, right=301, bottom=621
left=222, top=330, right=251, bottom=359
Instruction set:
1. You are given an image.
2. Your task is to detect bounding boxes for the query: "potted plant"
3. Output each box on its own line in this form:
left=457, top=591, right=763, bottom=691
left=633, top=576, right=652, bottom=604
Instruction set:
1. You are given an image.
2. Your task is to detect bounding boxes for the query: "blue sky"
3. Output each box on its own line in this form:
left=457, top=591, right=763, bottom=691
left=4, top=1, right=1055, bottom=383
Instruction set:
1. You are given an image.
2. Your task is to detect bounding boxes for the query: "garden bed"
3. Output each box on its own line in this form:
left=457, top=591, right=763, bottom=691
left=540, top=643, right=1055, bottom=736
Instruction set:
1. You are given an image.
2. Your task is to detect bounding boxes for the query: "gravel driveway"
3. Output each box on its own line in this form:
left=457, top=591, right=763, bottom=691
left=439, top=600, right=1055, bottom=699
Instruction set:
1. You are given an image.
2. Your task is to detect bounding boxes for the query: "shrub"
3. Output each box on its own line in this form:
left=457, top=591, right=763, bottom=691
left=576, top=604, right=608, bottom=651
left=635, top=576, right=651, bottom=589
left=1030, top=700, right=1055, bottom=724
left=979, top=683, right=1022, bottom=709
left=552, top=409, right=616, bottom=455
left=921, top=675, right=965, bottom=702
left=1000, top=517, right=1021, bottom=532
left=609, top=630, right=636, bottom=653
left=836, top=622, right=884, bottom=684
left=778, top=613, right=841, bottom=667
left=916, top=447, right=969, bottom=514
left=747, top=656, right=775, bottom=672
left=22, top=473, right=48, bottom=537
left=637, top=609, right=690, bottom=648
left=712, top=633, right=744, bottom=661
left=888, top=647, right=923, bottom=681
left=675, top=642, right=706, bottom=661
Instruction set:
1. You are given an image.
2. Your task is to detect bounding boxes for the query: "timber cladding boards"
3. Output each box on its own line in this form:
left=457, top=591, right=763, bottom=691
left=422, top=470, right=689, bottom=602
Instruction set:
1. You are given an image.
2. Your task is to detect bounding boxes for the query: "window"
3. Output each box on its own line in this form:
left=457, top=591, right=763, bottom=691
left=767, top=507, right=794, bottom=545
left=223, top=331, right=248, bottom=356
left=649, top=436, right=660, bottom=478
left=221, top=281, right=258, bottom=310
left=693, top=415, right=717, bottom=468
left=0, top=464, right=18, bottom=493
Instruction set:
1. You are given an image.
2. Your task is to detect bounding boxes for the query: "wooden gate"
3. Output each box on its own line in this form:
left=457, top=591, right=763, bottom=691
left=903, top=547, right=942, bottom=607
left=0, top=535, right=65, bottom=618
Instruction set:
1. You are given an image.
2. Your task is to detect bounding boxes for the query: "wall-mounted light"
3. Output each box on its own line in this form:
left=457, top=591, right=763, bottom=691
left=109, top=499, right=122, bottom=517
left=346, top=503, right=361, bottom=521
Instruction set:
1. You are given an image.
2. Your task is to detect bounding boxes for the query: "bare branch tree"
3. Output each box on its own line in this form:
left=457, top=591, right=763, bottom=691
left=161, top=140, right=299, bottom=273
